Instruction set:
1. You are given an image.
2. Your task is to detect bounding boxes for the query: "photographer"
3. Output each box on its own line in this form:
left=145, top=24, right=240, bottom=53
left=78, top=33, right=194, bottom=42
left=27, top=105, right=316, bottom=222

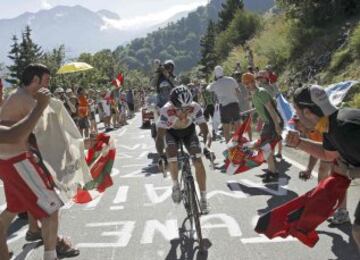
left=150, top=59, right=176, bottom=109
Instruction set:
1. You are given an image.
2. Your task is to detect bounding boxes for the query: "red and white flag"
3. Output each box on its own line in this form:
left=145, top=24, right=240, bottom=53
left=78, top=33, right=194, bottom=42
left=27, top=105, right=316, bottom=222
left=112, top=73, right=124, bottom=89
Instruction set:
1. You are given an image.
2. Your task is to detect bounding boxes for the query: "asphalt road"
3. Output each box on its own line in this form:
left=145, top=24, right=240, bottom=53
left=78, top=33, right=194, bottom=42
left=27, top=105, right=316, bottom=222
left=2, top=113, right=360, bottom=260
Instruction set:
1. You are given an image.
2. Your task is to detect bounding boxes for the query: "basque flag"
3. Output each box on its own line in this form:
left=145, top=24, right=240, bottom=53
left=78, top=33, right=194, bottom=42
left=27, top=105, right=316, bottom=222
left=73, top=133, right=116, bottom=204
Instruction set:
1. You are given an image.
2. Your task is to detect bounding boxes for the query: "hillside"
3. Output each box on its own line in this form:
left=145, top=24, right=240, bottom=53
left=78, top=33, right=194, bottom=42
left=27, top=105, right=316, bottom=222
left=113, top=0, right=275, bottom=73
left=220, top=7, right=360, bottom=106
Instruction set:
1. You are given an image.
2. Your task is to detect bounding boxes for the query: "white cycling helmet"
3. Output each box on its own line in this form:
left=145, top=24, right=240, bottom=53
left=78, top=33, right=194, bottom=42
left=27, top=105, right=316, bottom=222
left=170, top=85, right=193, bottom=108
left=164, top=59, right=175, bottom=68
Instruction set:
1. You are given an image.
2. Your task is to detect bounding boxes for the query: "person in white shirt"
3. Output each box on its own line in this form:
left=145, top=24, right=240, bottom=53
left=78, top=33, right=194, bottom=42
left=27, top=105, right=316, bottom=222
left=207, top=66, right=242, bottom=143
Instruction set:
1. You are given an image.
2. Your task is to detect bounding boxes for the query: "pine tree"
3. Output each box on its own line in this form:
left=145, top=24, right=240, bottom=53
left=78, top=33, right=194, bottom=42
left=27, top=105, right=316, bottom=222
left=20, top=25, right=43, bottom=67
left=6, top=35, right=22, bottom=85
left=6, top=26, right=43, bottom=85
left=199, top=20, right=217, bottom=80
left=217, top=0, right=244, bottom=32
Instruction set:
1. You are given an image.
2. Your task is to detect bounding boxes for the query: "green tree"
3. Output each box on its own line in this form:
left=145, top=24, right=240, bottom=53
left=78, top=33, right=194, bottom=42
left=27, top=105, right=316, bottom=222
left=217, top=0, right=244, bottom=32
left=199, top=20, right=217, bottom=80
left=20, top=26, right=43, bottom=67
left=215, top=10, right=260, bottom=60
left=277, top=0, right=360, bottom=27
left=6, top=35, right=22, bottom=85
left=6, top=26, right=43, bottom=85
left=40, top=45, right=65, bottom=91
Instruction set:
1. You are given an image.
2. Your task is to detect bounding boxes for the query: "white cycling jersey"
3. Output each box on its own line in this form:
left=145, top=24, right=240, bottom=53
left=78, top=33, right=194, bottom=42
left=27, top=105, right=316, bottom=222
left=157, top=101, right=206, bottom=130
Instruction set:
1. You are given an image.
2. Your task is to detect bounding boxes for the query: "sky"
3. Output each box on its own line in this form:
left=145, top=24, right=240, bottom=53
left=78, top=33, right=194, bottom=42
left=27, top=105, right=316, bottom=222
left=0, top=0, right=209, bottom=20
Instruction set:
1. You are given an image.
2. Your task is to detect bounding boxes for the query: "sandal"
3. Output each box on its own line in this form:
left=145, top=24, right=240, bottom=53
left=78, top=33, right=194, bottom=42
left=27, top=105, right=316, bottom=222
left=56, top=237, right=80, bottom=258
left=25, top=230, right=42, bottom=242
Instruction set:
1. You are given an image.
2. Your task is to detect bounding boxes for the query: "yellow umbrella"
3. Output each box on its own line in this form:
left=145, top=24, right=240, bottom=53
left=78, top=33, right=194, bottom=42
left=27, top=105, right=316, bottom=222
left=57, top=62, right=94, bottom=75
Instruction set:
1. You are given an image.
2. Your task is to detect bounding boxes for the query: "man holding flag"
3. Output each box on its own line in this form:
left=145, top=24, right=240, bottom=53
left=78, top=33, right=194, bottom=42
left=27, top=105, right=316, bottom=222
left=241, top=72, right=284, bottom=182
left=285, top=84, right=360, bottom=250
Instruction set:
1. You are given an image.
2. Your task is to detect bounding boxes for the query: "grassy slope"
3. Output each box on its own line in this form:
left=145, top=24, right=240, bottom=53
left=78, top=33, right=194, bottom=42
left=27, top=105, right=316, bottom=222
left=222, top=13, right=360, bottom=107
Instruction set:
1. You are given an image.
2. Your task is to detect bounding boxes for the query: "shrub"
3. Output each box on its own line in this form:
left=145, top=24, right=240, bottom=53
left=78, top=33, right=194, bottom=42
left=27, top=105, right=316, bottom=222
left=329, top=48, right=352, bottom=72
left=350, top=23, right=360, bottom=58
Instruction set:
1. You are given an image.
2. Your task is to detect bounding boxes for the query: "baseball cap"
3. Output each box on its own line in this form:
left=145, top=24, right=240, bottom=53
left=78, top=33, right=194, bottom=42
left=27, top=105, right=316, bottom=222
left=214, top=65, right=224, bottom=78
left=294, top=85, right=337, bottom=116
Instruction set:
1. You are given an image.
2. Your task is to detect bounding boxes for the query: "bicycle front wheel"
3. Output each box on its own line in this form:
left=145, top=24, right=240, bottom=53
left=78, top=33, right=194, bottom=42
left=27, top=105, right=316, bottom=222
left=188, top=179, right=203, bottom=246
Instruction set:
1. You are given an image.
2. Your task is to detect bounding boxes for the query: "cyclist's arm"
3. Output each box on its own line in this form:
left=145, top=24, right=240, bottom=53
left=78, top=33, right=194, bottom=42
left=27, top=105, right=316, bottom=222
left=199, top=122, right=210, bottom=146
left=156, top=127, right=167, bottom=156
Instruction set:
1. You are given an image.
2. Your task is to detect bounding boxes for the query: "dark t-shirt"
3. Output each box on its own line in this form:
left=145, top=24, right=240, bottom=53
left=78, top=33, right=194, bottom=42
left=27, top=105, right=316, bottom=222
left=323, top=108, right=360, bottom=167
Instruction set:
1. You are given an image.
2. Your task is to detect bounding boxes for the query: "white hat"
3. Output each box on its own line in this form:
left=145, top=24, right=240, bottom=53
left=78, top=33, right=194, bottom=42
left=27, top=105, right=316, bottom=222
left=214, top=65, right=224, bottom=78
left=65, top=88, right=73, bottom=93
left=54, top=87, right=64, bottom=93
left=310, top=85, right=337, bottom=116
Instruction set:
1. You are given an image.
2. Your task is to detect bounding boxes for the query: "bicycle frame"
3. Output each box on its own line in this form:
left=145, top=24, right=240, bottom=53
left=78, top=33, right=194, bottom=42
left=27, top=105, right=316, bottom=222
left=178, top=141, right=203, bottom=249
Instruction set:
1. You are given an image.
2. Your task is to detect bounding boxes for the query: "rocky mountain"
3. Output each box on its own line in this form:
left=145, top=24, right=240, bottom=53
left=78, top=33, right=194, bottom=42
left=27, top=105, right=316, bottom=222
left=0, top=5, right=193, bottom=63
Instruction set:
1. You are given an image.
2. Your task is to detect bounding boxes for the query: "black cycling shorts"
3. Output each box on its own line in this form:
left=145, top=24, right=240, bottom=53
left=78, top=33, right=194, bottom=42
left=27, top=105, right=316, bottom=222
left=166, top=124, right=201, bottom=153
left=355, top=200, right=360, bottom=226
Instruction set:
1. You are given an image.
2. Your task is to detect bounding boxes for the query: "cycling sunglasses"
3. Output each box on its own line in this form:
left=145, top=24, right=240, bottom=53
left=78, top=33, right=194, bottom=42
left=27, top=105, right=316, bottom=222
left=176, top=107, right=191, bottom=113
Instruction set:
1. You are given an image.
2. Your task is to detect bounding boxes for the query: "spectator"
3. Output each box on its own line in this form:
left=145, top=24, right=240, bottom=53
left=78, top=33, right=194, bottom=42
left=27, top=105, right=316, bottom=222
left=286, top=85, right=360, bottom=251
left=242, top=72, right=284, bottom=183
left=207, top=65, right=242, bottom=143
left=233, top=70, right=252, bottom=141
left=126, top=88, right=135, bottom=118
left=77, top=87, right=90, bottom=138
left=88, top=90, right=98, bottom=135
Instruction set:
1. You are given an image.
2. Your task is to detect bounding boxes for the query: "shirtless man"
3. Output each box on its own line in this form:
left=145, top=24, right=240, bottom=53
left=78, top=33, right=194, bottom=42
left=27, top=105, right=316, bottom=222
left=0, top=64, right=62, bottom=260
left=0, top=88, right=50, bottom=260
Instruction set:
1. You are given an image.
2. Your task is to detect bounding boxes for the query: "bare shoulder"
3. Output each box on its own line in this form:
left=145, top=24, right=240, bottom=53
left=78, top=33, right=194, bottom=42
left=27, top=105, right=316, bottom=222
left=0, top=89, right=35, bottom=122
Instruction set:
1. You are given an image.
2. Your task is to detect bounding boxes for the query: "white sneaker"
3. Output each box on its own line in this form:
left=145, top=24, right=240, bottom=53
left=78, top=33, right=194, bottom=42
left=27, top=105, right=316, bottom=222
left=200, top=199, right=210, bottom=215
left=172, top=185, right=182, bottom=204
left=329, top=209, right=351, bottom=225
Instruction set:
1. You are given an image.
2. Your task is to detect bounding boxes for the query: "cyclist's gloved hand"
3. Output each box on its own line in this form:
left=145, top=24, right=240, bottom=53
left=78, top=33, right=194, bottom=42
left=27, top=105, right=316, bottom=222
left=203, top=147, right=211, bottom=160
left=158, top=154, right=168, bottom=166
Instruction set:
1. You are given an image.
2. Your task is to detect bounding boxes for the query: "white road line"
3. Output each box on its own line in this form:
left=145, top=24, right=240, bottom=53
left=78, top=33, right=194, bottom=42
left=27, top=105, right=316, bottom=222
left=240, top=178, right=288, bottom=196
left=110, top=206, right=124, bottom=210
left=113, top=186, right=129, bottom=204
left=241, top=235, right=296, bottom=244
left=7, top=229, right=27, bottom=244
left=119, top=164, right=148, bottom=168
left=120, top=170, right=143, bottom=178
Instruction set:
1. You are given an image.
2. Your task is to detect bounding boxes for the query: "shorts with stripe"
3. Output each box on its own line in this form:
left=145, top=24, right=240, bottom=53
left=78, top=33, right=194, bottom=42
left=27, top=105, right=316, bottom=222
left=0, top=152, right=63, bottom=219
left=355, top=200, right=360, bottom=226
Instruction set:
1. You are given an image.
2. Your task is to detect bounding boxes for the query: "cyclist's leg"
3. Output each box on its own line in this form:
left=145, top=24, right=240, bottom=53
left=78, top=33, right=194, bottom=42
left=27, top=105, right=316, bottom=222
left=0, top=219, right=9, bottom=260
left=184, top=128, right=209, bottom=213
left=165, top=131, right=181, bottom=203
left=353, top=201, right=360, bottom=252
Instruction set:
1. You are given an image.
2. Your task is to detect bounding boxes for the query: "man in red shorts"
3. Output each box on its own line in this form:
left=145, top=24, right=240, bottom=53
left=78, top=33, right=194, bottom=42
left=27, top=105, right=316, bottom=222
left=0, top=88, right=51, bottom=260
left=0, top=64, right=65, bottom=260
